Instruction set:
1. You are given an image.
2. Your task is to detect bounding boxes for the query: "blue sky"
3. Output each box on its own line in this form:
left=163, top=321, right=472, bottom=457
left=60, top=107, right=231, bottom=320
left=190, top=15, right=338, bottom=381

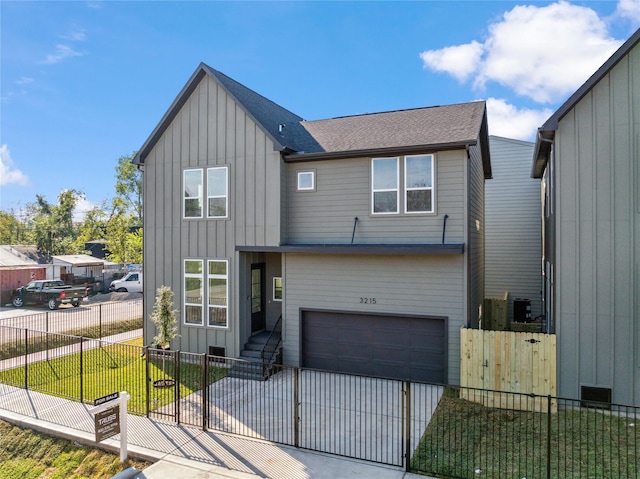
left=1, top=1, right=639, bottom=219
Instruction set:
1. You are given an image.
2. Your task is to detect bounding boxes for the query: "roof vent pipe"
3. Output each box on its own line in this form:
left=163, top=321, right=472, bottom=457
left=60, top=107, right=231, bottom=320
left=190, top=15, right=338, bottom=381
left=278, top=124, right=285, bottom=134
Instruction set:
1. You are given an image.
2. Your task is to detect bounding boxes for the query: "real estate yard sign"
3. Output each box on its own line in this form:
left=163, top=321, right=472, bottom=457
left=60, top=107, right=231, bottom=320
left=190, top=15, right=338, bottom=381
left=94, top=405, right=120, bottom=442
left=89, top=391, right=130, bottom=462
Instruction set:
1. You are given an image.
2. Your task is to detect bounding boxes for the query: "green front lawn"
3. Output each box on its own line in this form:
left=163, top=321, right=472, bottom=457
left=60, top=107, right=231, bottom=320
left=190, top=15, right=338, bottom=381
left=411, top=390, right=639, bottom=479
left=0, top=338, right=228, bottom=414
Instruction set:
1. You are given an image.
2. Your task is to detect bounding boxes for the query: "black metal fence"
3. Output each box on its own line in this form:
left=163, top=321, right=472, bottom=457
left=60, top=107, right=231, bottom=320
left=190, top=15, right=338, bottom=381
left=0, top=298, right=142, bottom=345
left=0, top=325, right=638, bottom=478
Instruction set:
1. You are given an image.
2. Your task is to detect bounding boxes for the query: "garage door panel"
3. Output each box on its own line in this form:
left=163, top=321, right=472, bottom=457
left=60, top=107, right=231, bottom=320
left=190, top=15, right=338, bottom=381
left=302, top=310, right=446, bottom=383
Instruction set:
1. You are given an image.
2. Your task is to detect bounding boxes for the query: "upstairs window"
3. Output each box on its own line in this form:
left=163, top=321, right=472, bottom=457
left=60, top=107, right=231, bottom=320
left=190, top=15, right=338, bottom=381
left=405, top=154, right=434, bottom=213
left=207, top=167, right=228, bottom=218
left=184, top=169, right=203, bottom=218
left=371, top=155, right=435, bottom=215
left=372, top=158, right=399, bottom=214
left=297, top=171, right=315, bottom=191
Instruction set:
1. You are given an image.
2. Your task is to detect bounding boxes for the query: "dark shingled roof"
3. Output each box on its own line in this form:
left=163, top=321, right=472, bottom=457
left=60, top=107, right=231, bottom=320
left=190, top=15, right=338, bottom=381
left=135, top=63, right=490, bottom=178
left=293, top=102, right=486, bottom=155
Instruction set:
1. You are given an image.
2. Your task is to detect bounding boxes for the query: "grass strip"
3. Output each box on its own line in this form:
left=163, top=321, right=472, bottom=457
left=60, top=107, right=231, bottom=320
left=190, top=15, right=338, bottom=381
left=0, top=419, right=150, bottom=479
left=0, top=318, right=143, bottom=361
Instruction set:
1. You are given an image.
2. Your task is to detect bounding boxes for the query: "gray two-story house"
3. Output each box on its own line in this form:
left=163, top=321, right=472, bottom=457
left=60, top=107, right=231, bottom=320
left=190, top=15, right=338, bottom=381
left=134, top=63, right=491, bottom=384
left=533, top=28, right=640, bottom=405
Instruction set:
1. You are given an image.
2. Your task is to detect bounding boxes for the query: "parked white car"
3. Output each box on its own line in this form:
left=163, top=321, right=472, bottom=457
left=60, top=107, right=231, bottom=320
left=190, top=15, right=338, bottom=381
left=110, top=272, right=143, bottom=293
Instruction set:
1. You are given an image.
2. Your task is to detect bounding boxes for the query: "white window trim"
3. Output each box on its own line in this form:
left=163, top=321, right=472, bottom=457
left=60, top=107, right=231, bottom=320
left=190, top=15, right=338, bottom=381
left=184, top=259, right=204, bottom=326
left=273, top=276, right=283, bottom=302
left=297, top=170, right=316, bottom=192
left=371, top=157, right=399, bottom=215
left=207, top=167, right=229, bottom=219
left=183, top=169, right=203, bottom=219
left=404, top=154, right=435, bottom=214
left=207, top=259, right=229, bottom=328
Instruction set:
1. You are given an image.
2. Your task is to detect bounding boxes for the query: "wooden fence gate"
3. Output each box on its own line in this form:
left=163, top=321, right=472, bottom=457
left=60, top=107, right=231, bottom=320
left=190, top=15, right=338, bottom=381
left=460, top=328, right=557, bottom=412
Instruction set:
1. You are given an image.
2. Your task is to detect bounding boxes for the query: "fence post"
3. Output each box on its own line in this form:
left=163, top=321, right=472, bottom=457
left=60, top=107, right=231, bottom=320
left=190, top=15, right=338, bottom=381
left=24, top=328, right=28, bottom=390
left=201, top=353, right=208, bottom=431
left=99, top=304, right=103, bottom=339
left=45, top=313, right=49, bottom=361
left=175, top=350, right=181, bottom=425
left=294, top=367, right=299, bottom=448
left=405, top=380, right=411, bottom=472
left=79, top=337, right=84, bottom=403
left=547, top=395, right=552, bottom=479
left=144, top=346, right=150, bottom=417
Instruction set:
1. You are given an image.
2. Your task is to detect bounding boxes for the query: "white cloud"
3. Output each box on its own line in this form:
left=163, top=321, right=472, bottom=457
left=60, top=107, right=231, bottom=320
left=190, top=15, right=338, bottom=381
left=0, top=144, right=29, bottom=186
left=16, top=77, right=34, bottom=85
left=61, top=31, right=87, bottom=42
left=73, top=196, right=97, bottom=223
left=40, top=44, right=85, bottom=65
left=420, top=1, right=623, bottom=104
left=420, top=41, right=484, bottom=83
left=615, top=0, right=640, bottom=23
left=485, top=98, right=553, bottom=141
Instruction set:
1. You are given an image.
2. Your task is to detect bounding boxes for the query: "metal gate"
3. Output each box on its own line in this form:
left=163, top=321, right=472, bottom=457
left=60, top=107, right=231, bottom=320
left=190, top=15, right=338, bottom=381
left=146, top=348, right=179, bottom=422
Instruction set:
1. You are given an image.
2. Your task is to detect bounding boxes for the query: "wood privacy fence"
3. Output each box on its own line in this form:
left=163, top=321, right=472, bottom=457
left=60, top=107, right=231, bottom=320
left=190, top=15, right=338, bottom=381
left=460, top=328, right=557, bottom=412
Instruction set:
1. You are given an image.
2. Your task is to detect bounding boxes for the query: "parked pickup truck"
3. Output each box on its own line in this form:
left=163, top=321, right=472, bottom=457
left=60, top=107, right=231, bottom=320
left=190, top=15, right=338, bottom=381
left=109, top=272, right=143, bottom=293
left=11, top=280, right=90, bottom=310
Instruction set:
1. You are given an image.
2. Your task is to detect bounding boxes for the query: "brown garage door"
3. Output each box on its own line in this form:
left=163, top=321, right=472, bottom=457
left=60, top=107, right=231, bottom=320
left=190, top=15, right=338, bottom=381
left=301, top=310, right=446, bottom=383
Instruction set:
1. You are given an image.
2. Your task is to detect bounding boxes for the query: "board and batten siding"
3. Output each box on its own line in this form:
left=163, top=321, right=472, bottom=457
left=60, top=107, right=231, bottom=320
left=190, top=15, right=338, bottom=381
left=286, top=150, right=467, bottom=245
left=485, top=136, right=541, bottom=321
left=467, top=142, right=486, bottom=329
left=282, top=253, right=465, bottom=384
left=553, top=44, right=639, bottom=405
left=142, top=75, right=282, bottom=357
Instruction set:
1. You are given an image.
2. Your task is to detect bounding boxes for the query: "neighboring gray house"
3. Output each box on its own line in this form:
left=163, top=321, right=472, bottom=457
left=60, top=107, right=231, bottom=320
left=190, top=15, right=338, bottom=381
left=532, top=28, right=640, bottom=405
left=134, top=63, right=491, bottom=384
left=485, top=136, right=541, bottom=323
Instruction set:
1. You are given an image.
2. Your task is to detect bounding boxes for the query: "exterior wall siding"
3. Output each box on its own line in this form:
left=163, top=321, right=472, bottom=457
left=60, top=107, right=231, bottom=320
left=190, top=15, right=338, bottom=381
left=142, top=76, right=281, bottom=357
left=554, top=46, right=640, bottom=405
left=485, top=137, right=541, bottom=321
left=282, top=253, right=465, bottom=384
left=467, top=143, right=485, bottom=328
left=285, top=150, right=467, bottom=245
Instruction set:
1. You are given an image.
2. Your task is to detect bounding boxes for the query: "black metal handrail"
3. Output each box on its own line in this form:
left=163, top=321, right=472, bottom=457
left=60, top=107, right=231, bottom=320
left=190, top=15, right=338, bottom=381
left=261, top=315, right=282, bottom=371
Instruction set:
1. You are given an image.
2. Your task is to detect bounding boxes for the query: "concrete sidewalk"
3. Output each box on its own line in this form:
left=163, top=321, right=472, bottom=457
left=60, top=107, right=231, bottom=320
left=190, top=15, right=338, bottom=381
left=0, top=384, right=434, bottom=479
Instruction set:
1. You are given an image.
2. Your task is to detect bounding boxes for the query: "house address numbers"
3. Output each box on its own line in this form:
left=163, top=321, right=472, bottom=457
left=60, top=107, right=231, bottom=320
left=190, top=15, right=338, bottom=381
left=359, top=297, right=377, bottom=304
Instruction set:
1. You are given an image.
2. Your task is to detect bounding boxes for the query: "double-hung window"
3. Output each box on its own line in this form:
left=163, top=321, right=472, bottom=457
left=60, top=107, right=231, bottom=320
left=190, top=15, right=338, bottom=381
left=207, top=167, right=228, bottom=218
left=184, top=260, right=204, bottom=325
left=208, top=260, right=228, bottom=327
left=372, top=158, right=399, bottom=214
left=371, top=155, right=434, bottom=214
left=184, top=169, right=203, bottom=218
left=405, top=154, right=434, bottom=213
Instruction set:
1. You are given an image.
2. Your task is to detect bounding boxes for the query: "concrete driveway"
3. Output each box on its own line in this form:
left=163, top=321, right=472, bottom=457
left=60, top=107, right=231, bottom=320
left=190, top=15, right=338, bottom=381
left=164, top=368, right=444, bottom=467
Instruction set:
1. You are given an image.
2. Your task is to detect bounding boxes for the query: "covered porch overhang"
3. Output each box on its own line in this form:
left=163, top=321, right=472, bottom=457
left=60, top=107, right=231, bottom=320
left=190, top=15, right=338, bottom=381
left=235, top=243, right=465, bottom=255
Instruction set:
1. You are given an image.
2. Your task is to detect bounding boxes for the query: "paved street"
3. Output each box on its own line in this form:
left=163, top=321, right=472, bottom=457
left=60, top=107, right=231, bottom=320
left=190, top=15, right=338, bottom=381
left=0, top=296, right=142, bottom=341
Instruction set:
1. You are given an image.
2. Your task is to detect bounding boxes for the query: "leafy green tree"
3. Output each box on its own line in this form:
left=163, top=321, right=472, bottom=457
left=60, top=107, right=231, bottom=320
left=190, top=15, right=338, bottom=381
left=125, top=228, right=143, bottom=265
left=105, top=207, right=131, bottom=264
left=72, top=202, right=109, bottom=253
left=115, top=152, right=142, bottom=223
left=0, top=209, right=24, bottom=244
left=150, top=285, right=179, bottom=349
left=23, top=190, right=83, bottom=256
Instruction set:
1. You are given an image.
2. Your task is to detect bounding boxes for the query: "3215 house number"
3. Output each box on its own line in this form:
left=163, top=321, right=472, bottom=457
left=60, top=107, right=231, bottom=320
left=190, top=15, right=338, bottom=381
left=360, top=297, right=377, bottom=304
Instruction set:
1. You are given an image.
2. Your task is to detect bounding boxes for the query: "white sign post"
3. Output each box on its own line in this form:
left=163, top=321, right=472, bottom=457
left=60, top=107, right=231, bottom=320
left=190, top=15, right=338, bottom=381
left=89, top=391, right=130, bottom=462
